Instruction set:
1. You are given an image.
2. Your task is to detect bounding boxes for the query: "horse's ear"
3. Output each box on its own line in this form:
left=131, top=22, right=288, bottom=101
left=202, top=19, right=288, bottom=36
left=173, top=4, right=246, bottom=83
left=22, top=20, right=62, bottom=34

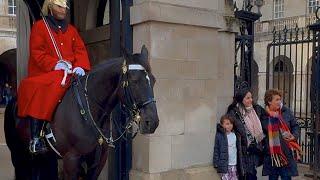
left=140, top=45, right=148, bottom=61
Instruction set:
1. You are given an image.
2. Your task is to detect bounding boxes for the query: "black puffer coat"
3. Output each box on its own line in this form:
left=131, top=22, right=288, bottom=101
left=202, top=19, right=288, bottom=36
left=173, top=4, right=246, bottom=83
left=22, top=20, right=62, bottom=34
left=227, top=104, right=266, bottom=175
left=213, top=124, right=244, bottom=176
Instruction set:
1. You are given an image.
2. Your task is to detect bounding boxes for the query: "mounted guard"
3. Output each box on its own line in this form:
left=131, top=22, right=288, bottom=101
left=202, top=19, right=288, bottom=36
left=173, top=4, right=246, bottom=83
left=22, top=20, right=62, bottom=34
left=17, top=0, right=91, bottom=154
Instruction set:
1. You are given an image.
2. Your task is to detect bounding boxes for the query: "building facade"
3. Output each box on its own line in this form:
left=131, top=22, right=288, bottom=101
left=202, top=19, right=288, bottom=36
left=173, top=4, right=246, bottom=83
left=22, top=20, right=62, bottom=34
left=0, top=0, right=16, bottom=96
left=0, top=0, right=16, bottom=51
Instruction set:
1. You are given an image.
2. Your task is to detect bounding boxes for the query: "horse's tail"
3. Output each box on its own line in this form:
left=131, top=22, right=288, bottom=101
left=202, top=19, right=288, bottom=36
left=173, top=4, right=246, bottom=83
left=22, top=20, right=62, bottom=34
left=4, top=97, right=34, bottom=180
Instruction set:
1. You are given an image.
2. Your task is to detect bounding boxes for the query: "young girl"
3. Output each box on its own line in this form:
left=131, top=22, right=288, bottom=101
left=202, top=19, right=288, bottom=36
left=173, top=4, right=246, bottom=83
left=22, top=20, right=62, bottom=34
left=213, top=115, right=242, bottom=180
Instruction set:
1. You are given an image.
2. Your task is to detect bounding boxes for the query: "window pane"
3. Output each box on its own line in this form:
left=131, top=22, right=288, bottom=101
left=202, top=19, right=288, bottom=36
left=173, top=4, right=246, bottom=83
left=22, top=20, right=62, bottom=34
left=8, top=0, right=13, bottom=6
left=274, top=0, right=284, bottom=18
left=8, top=7, right=13, bottom=14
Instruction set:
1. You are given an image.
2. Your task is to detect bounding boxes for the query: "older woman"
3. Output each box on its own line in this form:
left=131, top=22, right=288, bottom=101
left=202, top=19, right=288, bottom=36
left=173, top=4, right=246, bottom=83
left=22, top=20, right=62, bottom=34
left=227, top=88, right=266, bottom=180
left=261, top=89, right=301, bottom=180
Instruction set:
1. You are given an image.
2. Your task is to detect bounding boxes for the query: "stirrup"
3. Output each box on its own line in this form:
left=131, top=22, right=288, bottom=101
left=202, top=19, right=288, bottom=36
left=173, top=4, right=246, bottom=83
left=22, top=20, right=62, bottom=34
left=29, top=138, right=48, bottom=154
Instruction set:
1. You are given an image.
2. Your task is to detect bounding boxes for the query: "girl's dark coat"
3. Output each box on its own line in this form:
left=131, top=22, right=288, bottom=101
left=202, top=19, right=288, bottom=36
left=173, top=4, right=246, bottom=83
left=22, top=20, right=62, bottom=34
left=213, top=124, right=244, bottom=176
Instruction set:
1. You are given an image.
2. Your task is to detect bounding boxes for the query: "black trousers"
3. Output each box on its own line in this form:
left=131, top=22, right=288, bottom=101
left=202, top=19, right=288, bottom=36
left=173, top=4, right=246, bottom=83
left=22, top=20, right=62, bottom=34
left=240, top=169, right=257, bottom=180
left=30, top=118, right=44, bottom=139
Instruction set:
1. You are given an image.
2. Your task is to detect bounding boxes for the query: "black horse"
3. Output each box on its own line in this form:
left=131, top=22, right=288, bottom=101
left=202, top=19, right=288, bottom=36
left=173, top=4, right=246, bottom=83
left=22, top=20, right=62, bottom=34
left=4, top=46, right=159, bottom=179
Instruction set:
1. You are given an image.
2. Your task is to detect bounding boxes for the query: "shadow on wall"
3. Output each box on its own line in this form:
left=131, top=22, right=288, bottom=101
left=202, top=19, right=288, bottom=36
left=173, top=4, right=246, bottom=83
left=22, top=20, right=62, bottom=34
left=251, top=60, right=259, bottom=102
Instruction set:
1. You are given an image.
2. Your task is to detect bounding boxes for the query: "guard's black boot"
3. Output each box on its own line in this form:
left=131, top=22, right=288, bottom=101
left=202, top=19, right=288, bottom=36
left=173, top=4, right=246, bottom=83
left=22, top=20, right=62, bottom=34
left=29, top=118, right=48, bottom=154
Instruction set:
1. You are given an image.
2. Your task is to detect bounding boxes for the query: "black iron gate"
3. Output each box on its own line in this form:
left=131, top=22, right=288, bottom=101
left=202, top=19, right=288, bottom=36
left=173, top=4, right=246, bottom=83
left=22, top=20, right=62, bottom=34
left=234, top=2, right=261, bottom=92
left=309, top=12, right=320, bottom=178
left=266, top=25, right=314, bottom=164
left=266, top=23, right=320, bottom=179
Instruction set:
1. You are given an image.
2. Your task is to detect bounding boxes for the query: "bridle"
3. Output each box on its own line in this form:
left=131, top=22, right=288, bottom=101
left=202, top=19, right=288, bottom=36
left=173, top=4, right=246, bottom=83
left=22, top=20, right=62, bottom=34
left=120, top=60, right=156, bottom=120
left=72, top=58, right=156, bottom=147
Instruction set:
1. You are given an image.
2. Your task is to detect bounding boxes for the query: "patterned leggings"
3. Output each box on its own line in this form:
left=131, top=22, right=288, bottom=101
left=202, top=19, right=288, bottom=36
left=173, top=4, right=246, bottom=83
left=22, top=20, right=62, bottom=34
left=221, top=165, right=238, bottom=180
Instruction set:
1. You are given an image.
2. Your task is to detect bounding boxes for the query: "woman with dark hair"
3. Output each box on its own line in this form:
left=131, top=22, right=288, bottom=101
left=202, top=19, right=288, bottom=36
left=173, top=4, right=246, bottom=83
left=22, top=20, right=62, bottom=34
left=227, top=88, right=266, bottom=180
left=261, top=89, right=301, bottom=180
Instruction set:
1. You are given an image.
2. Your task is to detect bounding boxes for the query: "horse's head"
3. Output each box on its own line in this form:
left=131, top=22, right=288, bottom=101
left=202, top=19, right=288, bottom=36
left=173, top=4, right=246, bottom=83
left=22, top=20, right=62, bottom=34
left=120, top=45, right=159, bottom=134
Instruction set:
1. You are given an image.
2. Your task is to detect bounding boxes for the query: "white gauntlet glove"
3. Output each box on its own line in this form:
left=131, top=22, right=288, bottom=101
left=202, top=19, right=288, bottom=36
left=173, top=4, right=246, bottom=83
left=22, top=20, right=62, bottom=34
left=54, top=60, right=72, bottom=72
left=72, top=67, right=85, bottom=76
left=54, top=60, right=73, bottom=86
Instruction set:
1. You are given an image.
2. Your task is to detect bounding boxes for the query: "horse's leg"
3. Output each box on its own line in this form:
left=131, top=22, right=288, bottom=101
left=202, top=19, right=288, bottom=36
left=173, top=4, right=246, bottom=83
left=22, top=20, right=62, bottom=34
left=4, top=100, right=32, bottom=180
left=37, top=152, right=58, bottom=180
left=11, top=149, right=32, bottom=180
left=63, top=153, right=81, bottom=180
left=86, top=146, right=109, bottom=180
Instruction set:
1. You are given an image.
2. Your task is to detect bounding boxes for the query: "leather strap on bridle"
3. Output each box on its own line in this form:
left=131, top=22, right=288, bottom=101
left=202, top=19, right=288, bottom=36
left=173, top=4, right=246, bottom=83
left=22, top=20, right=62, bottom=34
left=71, top=58, right=156, bottom=147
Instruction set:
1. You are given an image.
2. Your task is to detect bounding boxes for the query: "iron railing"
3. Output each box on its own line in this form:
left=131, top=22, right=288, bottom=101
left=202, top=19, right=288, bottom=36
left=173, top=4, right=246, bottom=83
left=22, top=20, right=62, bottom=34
left=266, top=26, right=314, bottom=164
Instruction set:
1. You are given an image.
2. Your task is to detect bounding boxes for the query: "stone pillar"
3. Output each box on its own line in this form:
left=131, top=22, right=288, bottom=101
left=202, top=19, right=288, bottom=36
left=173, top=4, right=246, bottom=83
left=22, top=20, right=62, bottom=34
left=16, top=0, right=29, bottom=84
left=130, top=0, right=236, bottom=179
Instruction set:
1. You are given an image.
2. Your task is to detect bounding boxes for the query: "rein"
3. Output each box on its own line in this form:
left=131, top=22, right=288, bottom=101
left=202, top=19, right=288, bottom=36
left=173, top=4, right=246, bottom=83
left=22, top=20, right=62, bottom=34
left=72, top=58, right=155, bottom=147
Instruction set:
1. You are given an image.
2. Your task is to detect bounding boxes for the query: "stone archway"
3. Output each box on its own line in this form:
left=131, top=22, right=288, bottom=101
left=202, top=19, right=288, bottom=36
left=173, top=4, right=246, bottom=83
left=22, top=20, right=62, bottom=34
left=0, top=49, right=17, bottom=95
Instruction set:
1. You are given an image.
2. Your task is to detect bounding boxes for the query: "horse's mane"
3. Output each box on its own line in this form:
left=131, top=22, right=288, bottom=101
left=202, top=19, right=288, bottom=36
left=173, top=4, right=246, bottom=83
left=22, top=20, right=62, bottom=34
left=90, top=57, right=124, bottom=74
left=89, top=54, right=152, bottom=74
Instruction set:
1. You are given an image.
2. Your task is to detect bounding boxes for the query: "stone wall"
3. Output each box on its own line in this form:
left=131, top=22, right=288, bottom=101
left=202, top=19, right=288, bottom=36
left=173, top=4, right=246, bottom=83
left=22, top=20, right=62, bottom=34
left=130, top=0, right=235, bottom=179
left=0, top=0, right=7, bottom=15
left=0, top=36, right=16, bottom=55
left=0, top=3, right=16, bottom=55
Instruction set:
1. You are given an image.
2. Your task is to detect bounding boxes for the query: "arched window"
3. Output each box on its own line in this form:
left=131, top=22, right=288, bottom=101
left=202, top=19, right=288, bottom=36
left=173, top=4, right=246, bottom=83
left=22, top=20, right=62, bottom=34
left=274, top=60, right=285, bottom=72
left=8, top=0, right=16, bottom=16
left=272, top=57, right=294, bottom=107
left=96, top=0, right=123, bottom=27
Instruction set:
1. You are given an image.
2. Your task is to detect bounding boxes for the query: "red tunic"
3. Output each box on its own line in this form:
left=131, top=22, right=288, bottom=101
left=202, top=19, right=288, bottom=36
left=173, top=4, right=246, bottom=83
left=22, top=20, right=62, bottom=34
left=17, top=20, right=91, bottom=121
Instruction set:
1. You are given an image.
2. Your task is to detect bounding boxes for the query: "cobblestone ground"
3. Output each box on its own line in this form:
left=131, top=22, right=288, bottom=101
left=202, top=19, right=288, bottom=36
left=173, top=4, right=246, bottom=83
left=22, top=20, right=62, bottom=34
left=0, top=108, right=14, bottom=180
left=0, top=108, right=314, bottom=179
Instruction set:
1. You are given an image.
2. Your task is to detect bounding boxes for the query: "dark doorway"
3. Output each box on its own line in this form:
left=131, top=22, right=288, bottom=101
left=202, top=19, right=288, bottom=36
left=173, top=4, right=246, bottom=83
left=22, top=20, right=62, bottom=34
left=0, top=49, right=17, bottom=96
